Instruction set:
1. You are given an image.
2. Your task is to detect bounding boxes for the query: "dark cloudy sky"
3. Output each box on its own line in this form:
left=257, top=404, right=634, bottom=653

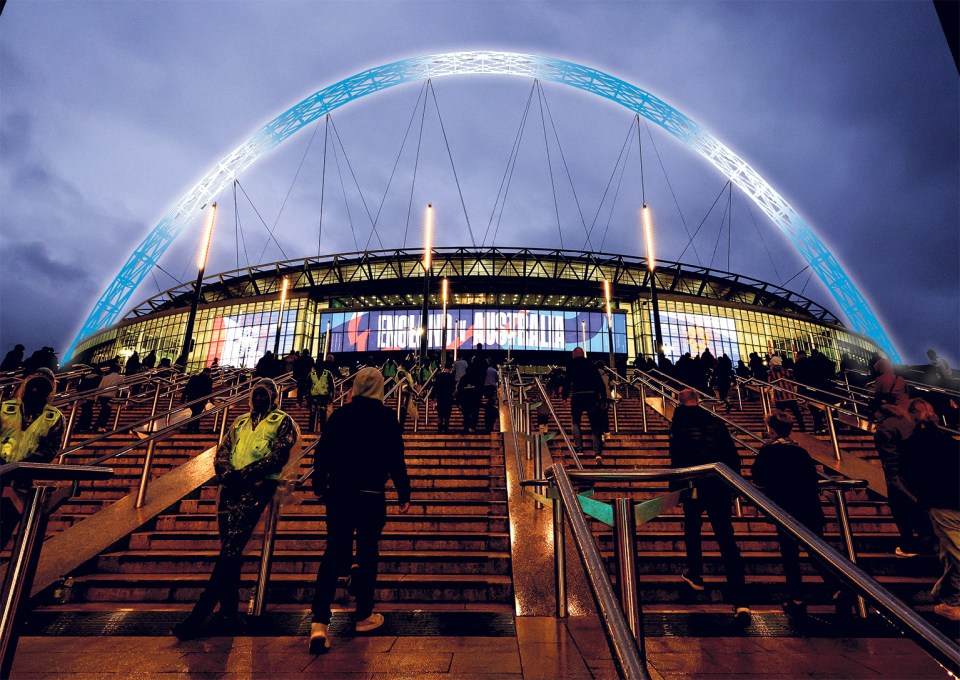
left=1, top=1, right=956, bottom=366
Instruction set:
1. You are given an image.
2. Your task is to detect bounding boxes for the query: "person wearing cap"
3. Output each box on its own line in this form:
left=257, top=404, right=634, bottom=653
left=309, top=367, right=410, bottom=654
left=0, top=368, right=65, bottom=548
left=173, top=378, right=300, bottom=641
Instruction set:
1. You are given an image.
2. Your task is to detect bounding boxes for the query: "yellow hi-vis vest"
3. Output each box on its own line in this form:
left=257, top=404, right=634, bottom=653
left=229, top=409, right=287, bottom=479
left=0, top=400, right=62, bottom=464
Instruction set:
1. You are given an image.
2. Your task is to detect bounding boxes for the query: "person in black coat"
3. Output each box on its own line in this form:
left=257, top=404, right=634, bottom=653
left=670, top=389, right=748, bottom=616
left=0, top=345, right=25, bottom=373
left=309, top=367, right=410, bottom=653
left=432, top=362, right=456, bottom=433
left=900, top=399, right=960, bottom=621
left=181, top=367, right=214, bottom=433
left=566, top=347, right=608, bottom=464
left=752, top=410, right=841, bottom=615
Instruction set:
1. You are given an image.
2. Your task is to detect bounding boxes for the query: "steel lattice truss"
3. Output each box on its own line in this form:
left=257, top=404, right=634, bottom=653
left=65, top=51, right=899, bottom=361
left=124, top=247, right=840, bottom=325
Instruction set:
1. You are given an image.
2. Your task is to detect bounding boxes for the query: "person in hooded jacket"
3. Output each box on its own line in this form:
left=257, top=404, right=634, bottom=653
left=0, top=344, right=25, bottom=373
left=173, top=378, right=299, bottom=640
left=900, top=399, right=960, bottom=621
left=0, top=369, right=65, bottom=548
left=669, top=389, right=749, bottom=618
left=309, top=367, right=410, bottom=653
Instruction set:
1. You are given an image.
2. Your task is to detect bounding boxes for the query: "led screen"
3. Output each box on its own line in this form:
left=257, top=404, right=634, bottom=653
left=207, top=309, right=296, bottom=367
left=320, top=308, right=627, bottom=354
left=656, top=310, right=740, bottom=363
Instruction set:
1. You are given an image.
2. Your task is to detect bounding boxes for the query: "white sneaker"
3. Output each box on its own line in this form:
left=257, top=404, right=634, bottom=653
left=354, top=612, right=384, bottom=633
left=308, top=622, right=330, bottom=654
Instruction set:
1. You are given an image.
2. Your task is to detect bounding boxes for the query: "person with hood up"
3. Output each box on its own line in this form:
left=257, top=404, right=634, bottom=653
left=309, top=367, right=410, bottom=654
left=900, top=399, right=960, bottom=621
left=0, top=368, right=65, bottom=548
left=871, top=363, right=931, bottom=558
left=173, top=378, right=300, bottom=641
left=0, top=344, right=25, bottom=373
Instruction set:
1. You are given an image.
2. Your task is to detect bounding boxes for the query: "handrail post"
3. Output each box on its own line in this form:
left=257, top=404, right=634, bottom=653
left=639, top=382, right=648, bottom=434
left=832, top=488, right=868, bottom=619
left=552, top=483, right=567, bottom=618
left=612, top=398, right=619, bottom=434
left=135, top=438, right=157, bottom=508
left=826, top=406, right=842, bottom=461
left=250, top=494, right=282, bottom=617
left=0, top=486, right=51, bottom=679
left=760, top=385, right=771, bottom=434
left=735, top=381, right=743, bottom=410
left=62, top=400, right=79, bottom=448
left=218, top=404, right=231, bottom=444
left=533, top=430, right=543, bottom=510
left=523, top=403, right=532, bottom=460
left=613, top=497, right=645, bottom=660
left=112, top=399, right=123, bottom=431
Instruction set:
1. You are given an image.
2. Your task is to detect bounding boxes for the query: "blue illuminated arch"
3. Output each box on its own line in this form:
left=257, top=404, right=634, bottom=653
left=65, top=51, right=899, bottom=361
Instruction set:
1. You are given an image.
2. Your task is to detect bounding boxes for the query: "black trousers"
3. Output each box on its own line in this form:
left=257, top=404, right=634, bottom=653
left=189, top=480, right=277, bottom=619
left=571, top=392, right=604, bottom=455
left=774, top=399, right=806, bottom=432
left=683, top=490, right=746, bottom=605
left=312, top=491, right=387, bottom=625
left=459, top=386, right=481, bottom=432
left=776, top=522, right=839, bottom=601
left=436, top=399, right=453, bottom=432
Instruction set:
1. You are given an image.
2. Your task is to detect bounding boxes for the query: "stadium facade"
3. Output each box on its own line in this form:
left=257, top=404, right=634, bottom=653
left=70, top=247, right=885, bottom=371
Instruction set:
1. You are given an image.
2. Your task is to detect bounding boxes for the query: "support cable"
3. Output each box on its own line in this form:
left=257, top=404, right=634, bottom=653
left=598, top=137, right=633, bottom=253
left=328, top=116, right=383, bottom=249
left=536, top=81, right=564, bottom=249
left=317, top=115, right=330, bottom=257
left=539, top=87, right=592, bottom=249
left=783, top=264, right=810, bottom=288
left=583, top=116, right=636, bottom=250
left=234, top=180, right=289, bottom=261
left=743, top=197, right=783, bottom=284
left=482, top=81, right=537, bottom=247
left=258, top=116, right=322, bottom=263
left=644, top=121, right=702, bottom=266
left=150, top=270, right=164, bottom=295
left=799, top=270, right=814, bottom=296
left=727, top=182, right=733, bottom=271
left=709, top=182, right=732, bottom=269
left=369, top=81, right=428, bottom=251
left=402, top=84, right=429, bottom=248
left=154, top=263, right=182, bottom=285
left=678, top=180, right=729, bottom=263
left=330, top=130, right=360, bottom=251
left=234, top=180, right=250, bottom=269
left=427, top=80, right=477, bottom=247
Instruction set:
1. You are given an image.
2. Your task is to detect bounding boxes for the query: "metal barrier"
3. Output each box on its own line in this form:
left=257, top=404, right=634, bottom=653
left=0, top=462, right=114, bottom=678
left=547, top=463, right=960, bottom=678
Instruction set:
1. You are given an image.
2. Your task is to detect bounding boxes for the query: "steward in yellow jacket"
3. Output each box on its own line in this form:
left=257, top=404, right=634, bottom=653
left=173, top=378, right=300, bottom=640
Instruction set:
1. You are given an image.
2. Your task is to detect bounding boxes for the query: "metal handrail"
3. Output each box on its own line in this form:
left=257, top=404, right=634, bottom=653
left=0, top=462, right=115, bottom=678
left=56, top=372, right=261, bottom=459
left=548, top=464, right=650, bottom=679
left=646, top=367, right=723, bottom=404
left=500, top=368, right=528, bottom=486
left=533, top=377, right=584, bottom=470
left=742, top=373, right=870, bottom=410
left=549, top=463, right=960, bottom=676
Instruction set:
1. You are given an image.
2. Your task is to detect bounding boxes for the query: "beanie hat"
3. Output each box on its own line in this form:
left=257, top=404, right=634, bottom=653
left=572, top=347, right=585, bottom=358
left=352, top=367, right=384, bottom=401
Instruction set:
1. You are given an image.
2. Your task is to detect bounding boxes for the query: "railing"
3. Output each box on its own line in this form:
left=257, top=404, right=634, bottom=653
left=613, top=367, right=869, bottom=584
left=531, top=375, right=584, bottom=471
left=58, top=372, right=294, bottom=508
left=546, top=463, right=960, bottom=678
left=0, top=462, right=115, bottom=678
